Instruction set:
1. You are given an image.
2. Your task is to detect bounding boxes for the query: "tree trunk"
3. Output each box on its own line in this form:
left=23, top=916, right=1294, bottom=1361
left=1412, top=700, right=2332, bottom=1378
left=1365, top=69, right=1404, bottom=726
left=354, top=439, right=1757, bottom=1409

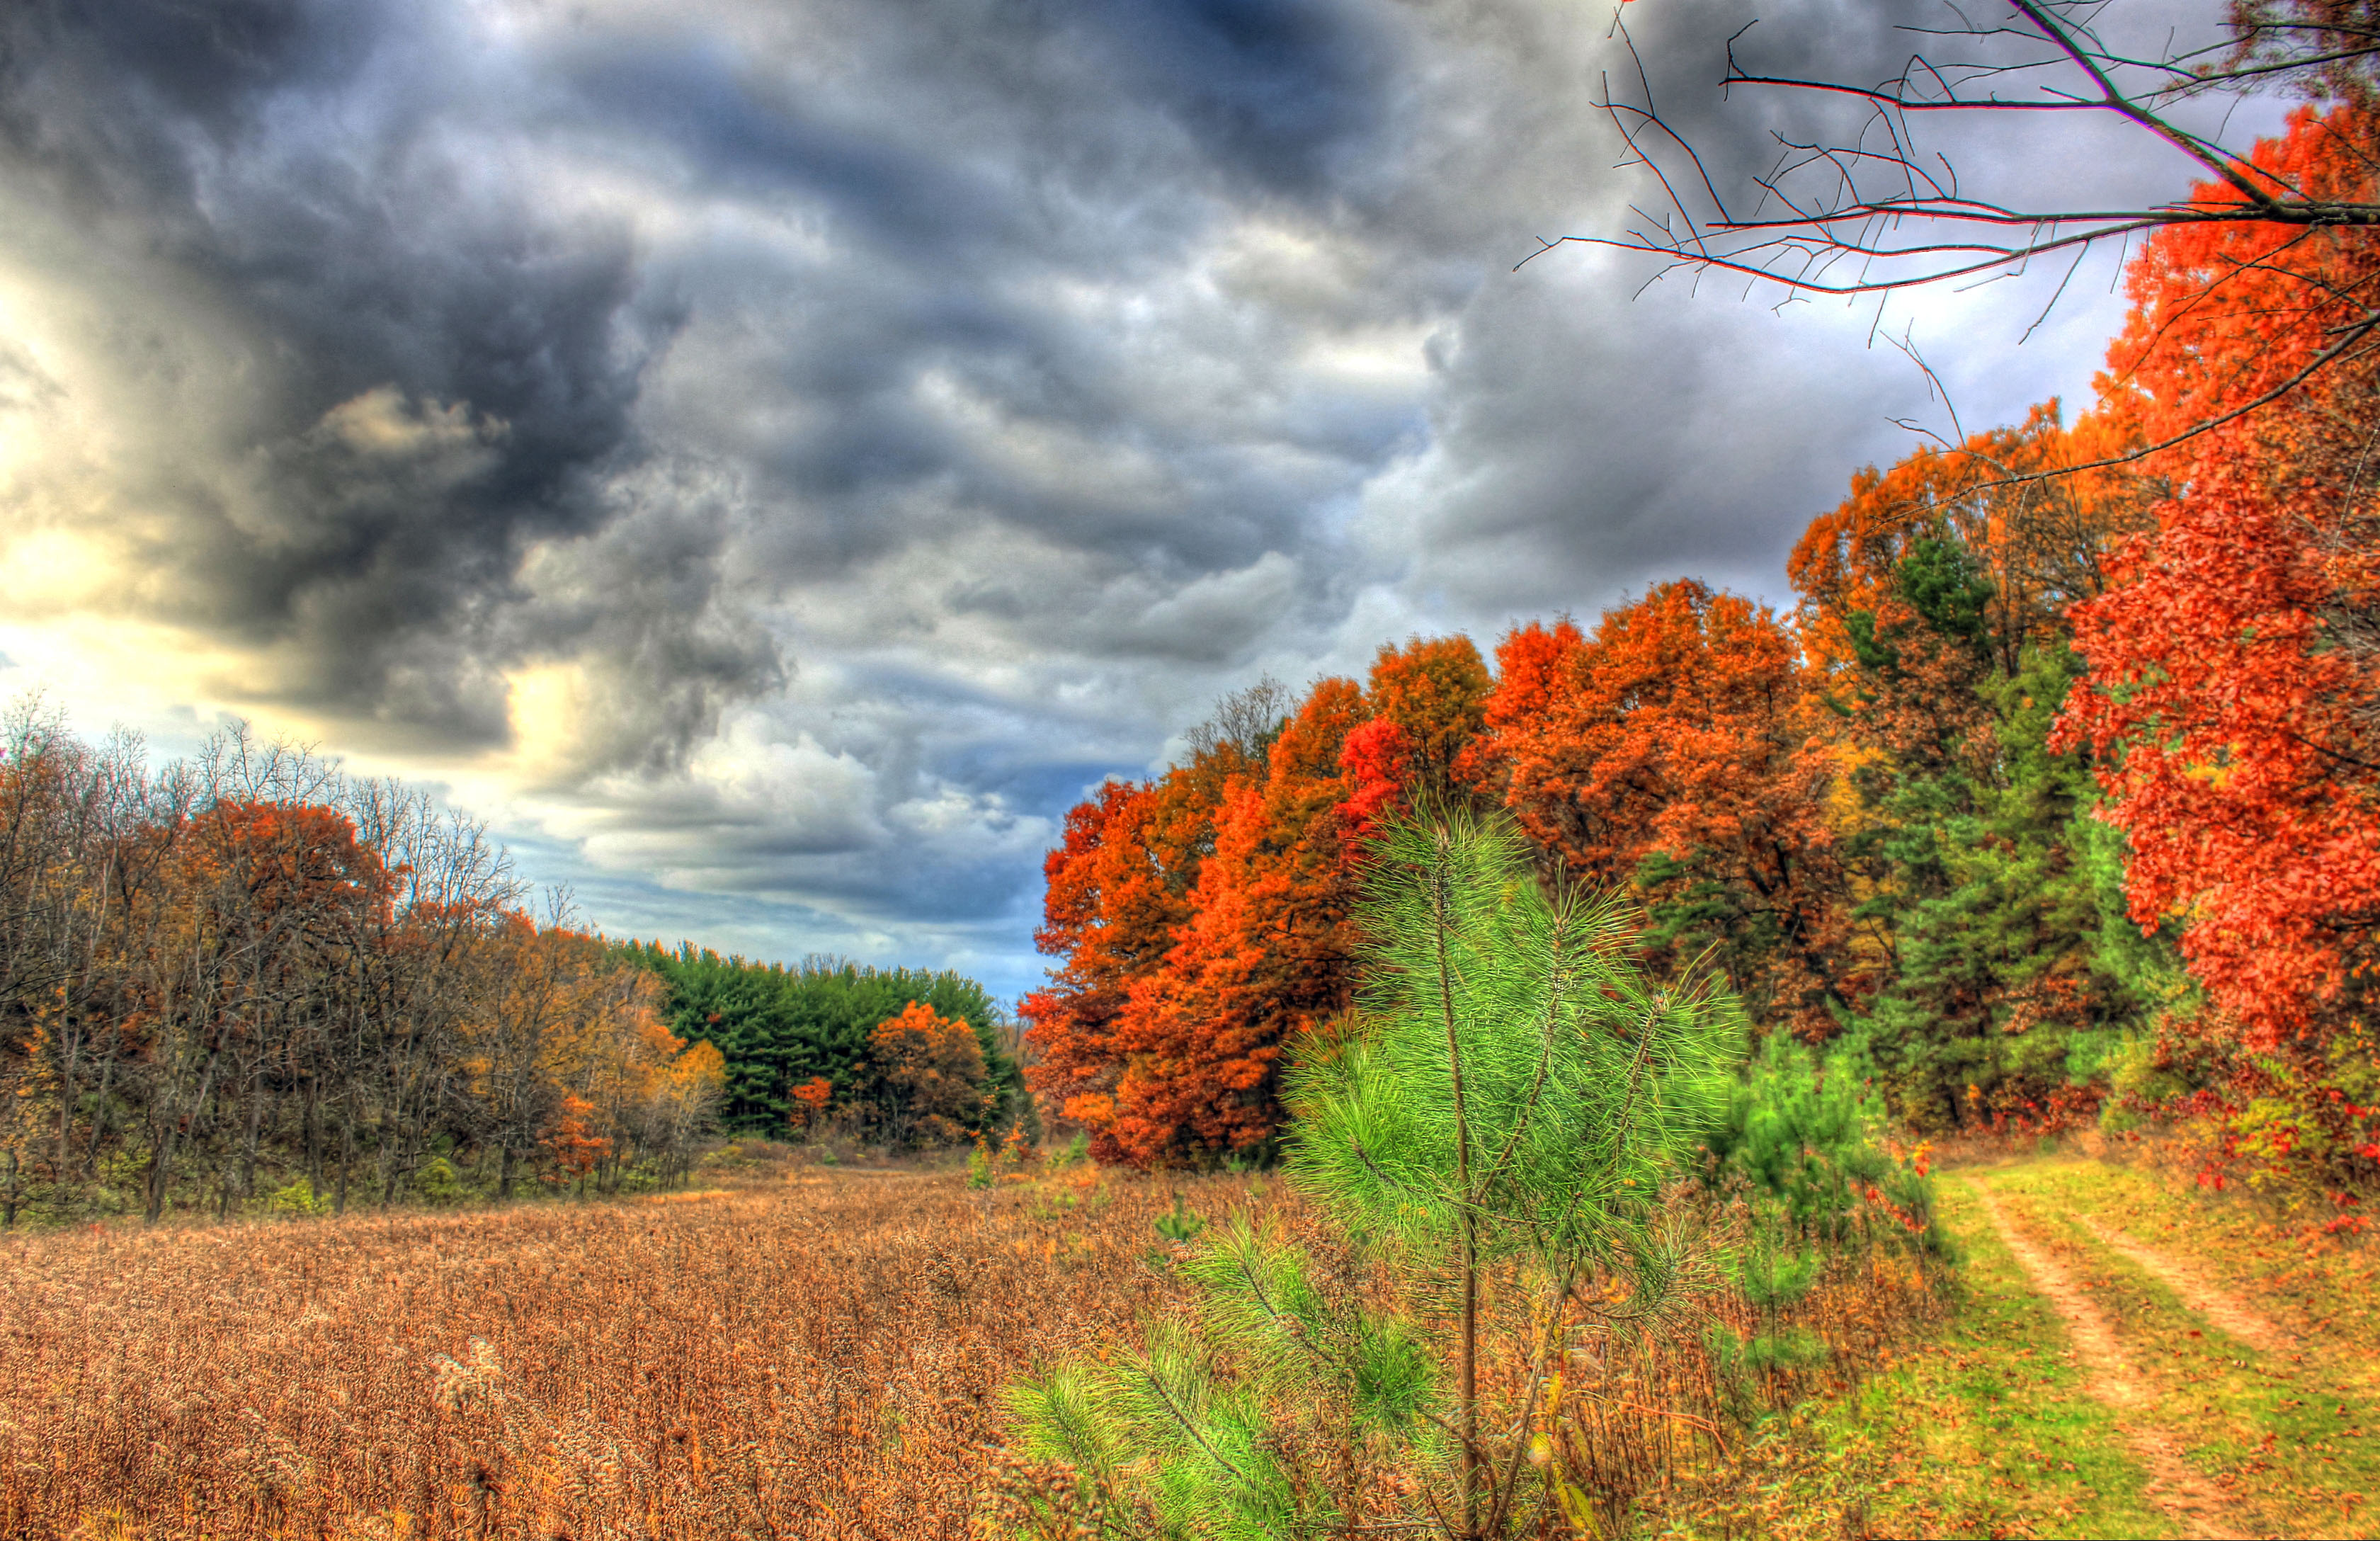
left=144, top=1123, right=179, bottom=1226
left=240, top=1082, right=266, bottom=1209
left=55, top=1022, right=80, bottom=1176
left=82, top=1050, right=117, bottom=1181
left=1460, top=1215, right=1479, bottom=1540
left=304, top=1079, right=323, bottom=1194
left=147, top=1053, right=219, bottom=1224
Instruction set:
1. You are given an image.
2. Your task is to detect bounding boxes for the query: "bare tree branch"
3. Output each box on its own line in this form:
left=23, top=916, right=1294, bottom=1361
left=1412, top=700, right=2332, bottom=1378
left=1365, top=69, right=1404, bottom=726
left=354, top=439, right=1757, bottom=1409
left=1542, top=0, right=2380, bottom=470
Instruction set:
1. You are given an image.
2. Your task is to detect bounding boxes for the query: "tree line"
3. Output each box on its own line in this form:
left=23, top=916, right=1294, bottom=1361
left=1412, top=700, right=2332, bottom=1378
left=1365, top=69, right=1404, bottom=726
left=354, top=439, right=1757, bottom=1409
left=620, top=942, right=1032, bottom=1147
left=0, top=713, right=1020, bottom=1227
left=0, top=715, right=729, bottom=1224
left=1024, top=93, right=2379, bottom=1207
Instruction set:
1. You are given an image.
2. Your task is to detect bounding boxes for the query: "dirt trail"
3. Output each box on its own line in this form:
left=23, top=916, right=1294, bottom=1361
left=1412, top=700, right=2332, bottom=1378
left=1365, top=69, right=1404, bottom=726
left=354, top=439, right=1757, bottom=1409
left=1963, top=1177, right=2245, bottom=1540
left=2074, top=1214, right=2290, bottom=1354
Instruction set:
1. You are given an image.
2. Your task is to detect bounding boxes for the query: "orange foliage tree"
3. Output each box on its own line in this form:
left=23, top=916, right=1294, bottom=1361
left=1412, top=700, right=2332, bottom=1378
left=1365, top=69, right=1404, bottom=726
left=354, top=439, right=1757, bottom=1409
left=1025, top=657, right=1481, bottom=1166
left=862, top=1000, right=989, bottom=1147
left=1019, top=780, right=1197, bottom=1139
left=2059, top=104, right=2380, bottom=1099
left=786, top=1074, right=833, bottom=1139
left=1361, top=634, right=1492, bottom=804
left=542, top=1093, right=609, bottom=1190
left=1095, top=680, right=1367, bottom=1166
left=1339, top=635, right=1493, bottom=846
left=1478, top=581, right=1851, bottom=1033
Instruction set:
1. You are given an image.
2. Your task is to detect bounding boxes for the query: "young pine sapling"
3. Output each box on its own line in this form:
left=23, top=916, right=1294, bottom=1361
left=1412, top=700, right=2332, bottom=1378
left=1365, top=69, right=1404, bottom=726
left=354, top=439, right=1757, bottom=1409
left=1001, top=812, right=1744, bottom=1539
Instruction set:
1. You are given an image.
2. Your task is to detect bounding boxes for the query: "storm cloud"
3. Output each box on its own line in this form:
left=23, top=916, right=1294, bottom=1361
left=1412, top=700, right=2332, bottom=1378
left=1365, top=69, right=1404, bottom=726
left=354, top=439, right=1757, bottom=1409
left=0, top=0, right=2245, bottom=996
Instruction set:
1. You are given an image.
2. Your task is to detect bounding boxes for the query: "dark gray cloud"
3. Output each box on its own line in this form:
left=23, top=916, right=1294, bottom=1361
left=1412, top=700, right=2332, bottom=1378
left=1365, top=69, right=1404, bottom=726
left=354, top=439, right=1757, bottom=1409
left=1, top=0, right=702, bottom=753
left=0, top=0, right=2252, bottom=999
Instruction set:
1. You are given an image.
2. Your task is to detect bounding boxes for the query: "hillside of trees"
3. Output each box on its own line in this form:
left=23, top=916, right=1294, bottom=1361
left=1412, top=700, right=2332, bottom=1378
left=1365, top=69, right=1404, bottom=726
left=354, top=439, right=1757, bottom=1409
left=1023, top=98, right=2380, bottom=1213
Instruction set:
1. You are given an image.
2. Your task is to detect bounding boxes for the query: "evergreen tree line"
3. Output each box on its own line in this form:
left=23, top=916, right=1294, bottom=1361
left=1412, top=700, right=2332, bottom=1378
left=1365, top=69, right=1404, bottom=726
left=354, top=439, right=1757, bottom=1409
left=617, top=942, right=1032, bottom=1147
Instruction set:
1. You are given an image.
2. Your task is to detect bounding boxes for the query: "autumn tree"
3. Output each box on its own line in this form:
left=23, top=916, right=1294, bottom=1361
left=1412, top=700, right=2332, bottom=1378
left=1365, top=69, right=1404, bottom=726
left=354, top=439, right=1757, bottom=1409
left=1018, top=780, right=1192, bottom=1137
left=0, top=703, right=174, bottom=1220
left=2058, top=101, right=2380, bottom=1094
left=133, top=796, right=397, bottom=1222
left=1022, top=669, right=1405, bottom=1166
left=1479, top=581, right=1851, bottom=1033
left=1364, top=635, right=1493, bottom=805
left=1337, top=635, right=1494, bottom=848
left=464, top=911, right=576, bottom=1200
left=0, top=709, right=727, bottom=1224
left=861, top=999, right=991, bottom=1147
left=1020, top=679, right=1296, bottom=1158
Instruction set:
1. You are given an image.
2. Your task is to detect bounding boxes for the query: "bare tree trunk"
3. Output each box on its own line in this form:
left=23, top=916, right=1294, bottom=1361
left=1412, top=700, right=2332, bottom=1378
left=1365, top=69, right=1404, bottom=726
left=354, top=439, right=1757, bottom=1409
left=240, top=1081, right=266, bottom=1210
left=144, top=1122, right=178, bottom=1227
left=81, top=1049, right=115, bottom=1181
left=146, top=1052, right=219, bottom=1225
left=55, top=1022, right=80, bottom=1177
left=304, top=1077, right=322, bottom=1194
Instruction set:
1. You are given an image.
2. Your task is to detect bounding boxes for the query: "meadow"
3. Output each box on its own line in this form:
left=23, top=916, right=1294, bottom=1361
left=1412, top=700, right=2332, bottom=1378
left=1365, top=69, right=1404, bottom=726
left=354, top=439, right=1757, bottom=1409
left=5, top=1141, right=2374, bottom=1540
left=0, top=1148, right=1217, bottom=1541
left=4, top=1140, right=1949, bottom=1541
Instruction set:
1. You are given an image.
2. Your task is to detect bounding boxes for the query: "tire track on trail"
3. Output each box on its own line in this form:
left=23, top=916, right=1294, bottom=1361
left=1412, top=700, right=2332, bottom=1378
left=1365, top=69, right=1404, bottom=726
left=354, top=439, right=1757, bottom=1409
left=2073, top=1214, right=2289, bottom=1354
left=1963, top=1176, right=2244, bottom=1540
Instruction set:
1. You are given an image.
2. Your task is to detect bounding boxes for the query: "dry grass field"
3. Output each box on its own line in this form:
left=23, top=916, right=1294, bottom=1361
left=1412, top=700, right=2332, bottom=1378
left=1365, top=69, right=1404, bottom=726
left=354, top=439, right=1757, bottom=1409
left=0, top=1144, right=1957, bottom=1541
left=0, top=1152, right=1238, bottom=1541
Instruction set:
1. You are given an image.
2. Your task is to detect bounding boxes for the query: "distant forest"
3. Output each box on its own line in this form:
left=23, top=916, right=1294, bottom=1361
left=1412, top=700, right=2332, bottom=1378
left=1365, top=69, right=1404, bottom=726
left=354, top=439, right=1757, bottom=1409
left=620, top=943, right=1030, bottom=1144
left=0, top=720, right=1024, bottom=1227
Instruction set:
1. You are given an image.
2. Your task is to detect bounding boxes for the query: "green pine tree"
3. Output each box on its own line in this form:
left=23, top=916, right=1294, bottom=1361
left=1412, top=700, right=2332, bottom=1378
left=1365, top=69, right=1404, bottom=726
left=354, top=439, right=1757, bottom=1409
left=1844, top=632, right=2187, bottom=1129
left=1000, top=812, right=1744, bottom=1539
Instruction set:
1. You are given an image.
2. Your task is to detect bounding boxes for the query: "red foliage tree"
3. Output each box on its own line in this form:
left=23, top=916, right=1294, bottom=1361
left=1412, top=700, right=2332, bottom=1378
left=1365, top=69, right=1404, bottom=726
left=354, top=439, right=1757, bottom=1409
left=1098, top=679, right=1368, bottom=1166
left=1337, top=717, right=1413, bottom=850
left=1019, top=778, right=1199, bottom=1135
left=2059, top=103, right=2380, bottom=1054
left=542, top=1093, right=610, bottom=1189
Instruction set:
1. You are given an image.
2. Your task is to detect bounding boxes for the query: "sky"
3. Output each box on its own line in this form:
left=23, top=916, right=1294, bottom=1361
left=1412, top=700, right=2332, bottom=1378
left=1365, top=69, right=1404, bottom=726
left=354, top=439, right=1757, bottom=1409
left=0, top=0, right=2264, bottom=1002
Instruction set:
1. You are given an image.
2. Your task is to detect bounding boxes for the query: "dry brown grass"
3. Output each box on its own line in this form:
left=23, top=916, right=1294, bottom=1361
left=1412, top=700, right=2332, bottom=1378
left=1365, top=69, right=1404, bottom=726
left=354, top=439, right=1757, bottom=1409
left=0, top=1155, right=1251, bottom=1540
left=1556, top=1245, right=1945, bottom=1540
left=1, top=1148, right=1953, bottom=1541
